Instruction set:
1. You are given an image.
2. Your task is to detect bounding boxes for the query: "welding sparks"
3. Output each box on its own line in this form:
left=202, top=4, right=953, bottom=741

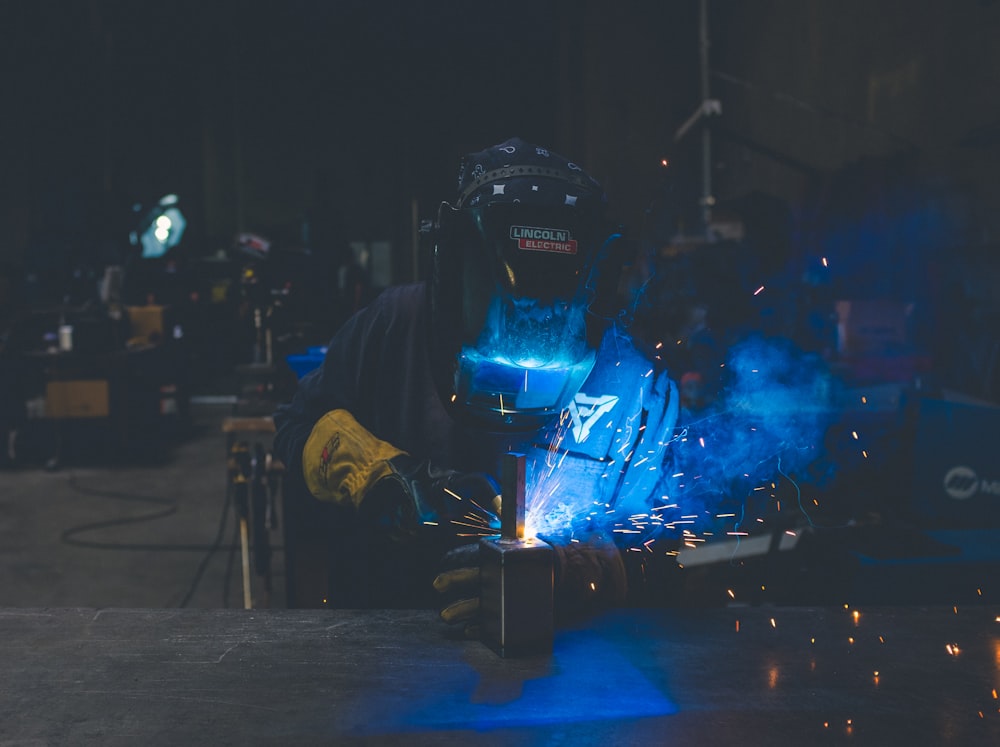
left=821, top=256, right=828, bottom=267
left=753, top=285, right=765, bottom=296
left=945, top=643, right=961, bottom=656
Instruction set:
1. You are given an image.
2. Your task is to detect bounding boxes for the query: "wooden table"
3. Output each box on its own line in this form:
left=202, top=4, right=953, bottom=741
left=2, top=606, right=998, bottom=745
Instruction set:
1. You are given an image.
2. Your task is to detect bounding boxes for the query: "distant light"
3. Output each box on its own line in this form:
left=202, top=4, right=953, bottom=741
left=155, top=215, right=172, bottom=230
left=154, top=226, right=170, bottom=242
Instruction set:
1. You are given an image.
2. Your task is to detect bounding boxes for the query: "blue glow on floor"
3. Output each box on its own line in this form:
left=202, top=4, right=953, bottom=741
left=373, top=629, right=678, bottom=732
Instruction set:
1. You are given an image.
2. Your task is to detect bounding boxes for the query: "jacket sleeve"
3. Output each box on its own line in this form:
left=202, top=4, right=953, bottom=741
left=272, top=296, right=385, bottom=485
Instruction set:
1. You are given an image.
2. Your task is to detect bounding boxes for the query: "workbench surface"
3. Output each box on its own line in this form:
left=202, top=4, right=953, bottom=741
left=2, top=606, right=998, bottom=745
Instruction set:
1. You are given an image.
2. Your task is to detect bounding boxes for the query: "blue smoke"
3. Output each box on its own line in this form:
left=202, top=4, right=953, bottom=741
left=658, top=335, right=835, bottom=534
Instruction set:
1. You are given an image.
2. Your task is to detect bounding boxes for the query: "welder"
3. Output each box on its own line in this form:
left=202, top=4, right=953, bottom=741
left=273, top=137, right=677, bottom=628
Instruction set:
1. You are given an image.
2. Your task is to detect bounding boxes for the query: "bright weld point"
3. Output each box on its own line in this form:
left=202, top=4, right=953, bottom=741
left=810, top=637, right=816, bottom=644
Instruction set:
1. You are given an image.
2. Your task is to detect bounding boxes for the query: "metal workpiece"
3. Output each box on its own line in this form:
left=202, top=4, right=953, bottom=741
left=480, top=452, right=555, bottom=658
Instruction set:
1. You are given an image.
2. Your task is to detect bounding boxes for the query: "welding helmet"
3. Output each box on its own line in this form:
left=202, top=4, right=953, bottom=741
left=427, top=138, right=628, bottom=432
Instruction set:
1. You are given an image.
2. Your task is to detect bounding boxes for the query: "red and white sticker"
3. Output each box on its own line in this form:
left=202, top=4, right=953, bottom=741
left=509, top=225, right=577, bottom=255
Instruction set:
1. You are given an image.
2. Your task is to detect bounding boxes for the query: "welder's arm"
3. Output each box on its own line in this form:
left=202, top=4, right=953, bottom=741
left=302, top=409, right=500, bottom=539
left=613, top=371, right=679, bottom=511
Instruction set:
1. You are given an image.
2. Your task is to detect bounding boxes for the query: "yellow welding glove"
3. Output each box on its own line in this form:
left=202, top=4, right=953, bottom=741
left=302, top=409, right=405, bottom=508
left=303, top=409, right=500, bottom=541
left=434, top=543, right=483, bottom=638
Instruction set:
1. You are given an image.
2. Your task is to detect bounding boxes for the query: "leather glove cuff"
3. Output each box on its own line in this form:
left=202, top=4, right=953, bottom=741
left=302, top=409, right=405, bottom=507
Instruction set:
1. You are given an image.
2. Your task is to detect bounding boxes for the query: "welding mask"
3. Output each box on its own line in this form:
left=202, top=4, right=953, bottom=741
left=426, top=139, right=628, bottom=432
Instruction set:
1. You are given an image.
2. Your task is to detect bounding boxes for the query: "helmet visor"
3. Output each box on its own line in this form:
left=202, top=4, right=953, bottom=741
left=440, top=202, right=609, bottom=428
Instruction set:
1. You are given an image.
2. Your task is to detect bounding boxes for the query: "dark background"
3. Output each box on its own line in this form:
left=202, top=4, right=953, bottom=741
left=2, top=0, right=999, bottom=398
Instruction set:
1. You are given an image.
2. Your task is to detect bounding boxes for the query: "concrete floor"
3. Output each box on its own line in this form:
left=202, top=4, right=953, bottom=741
left=0, top=403, right=285, bottom=610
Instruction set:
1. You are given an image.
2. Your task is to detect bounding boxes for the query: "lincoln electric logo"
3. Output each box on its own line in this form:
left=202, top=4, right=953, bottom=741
left=510, top=225, right=578, bottom=255
left=943, top=465, right=1000, bottom=501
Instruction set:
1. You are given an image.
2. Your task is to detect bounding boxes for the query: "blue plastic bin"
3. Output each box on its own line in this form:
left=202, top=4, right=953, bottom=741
left=286, top=346, right=327, bottom=379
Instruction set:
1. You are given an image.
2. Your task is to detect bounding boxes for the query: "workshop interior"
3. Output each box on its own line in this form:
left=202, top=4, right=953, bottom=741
left=2, top=1, right=1000, bottom=741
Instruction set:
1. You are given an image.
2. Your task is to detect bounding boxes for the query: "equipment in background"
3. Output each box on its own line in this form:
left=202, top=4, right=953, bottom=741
left=223, top=416, right=283, bottom=609
left=912, top=397, right=1000, bottom=528
left=131, top=195, right=187, bottom=260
